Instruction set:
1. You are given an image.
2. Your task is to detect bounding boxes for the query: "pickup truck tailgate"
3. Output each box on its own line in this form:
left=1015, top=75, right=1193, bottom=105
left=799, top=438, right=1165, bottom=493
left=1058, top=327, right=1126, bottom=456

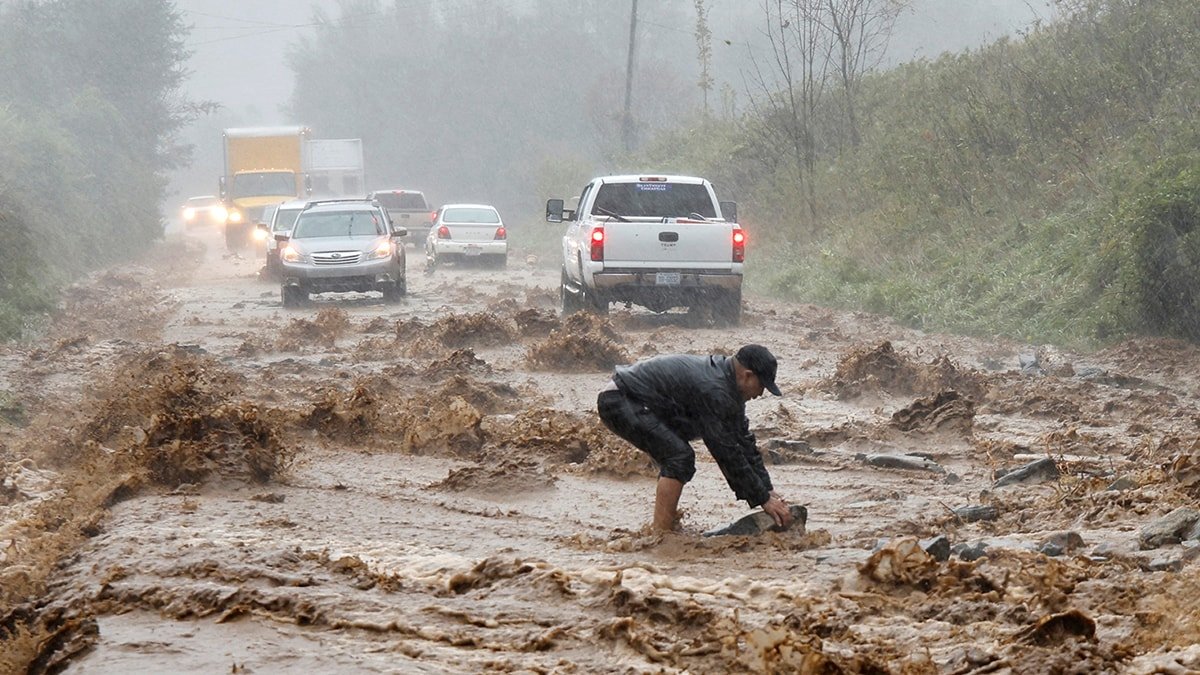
left=602, top=219, right=732, bottom=265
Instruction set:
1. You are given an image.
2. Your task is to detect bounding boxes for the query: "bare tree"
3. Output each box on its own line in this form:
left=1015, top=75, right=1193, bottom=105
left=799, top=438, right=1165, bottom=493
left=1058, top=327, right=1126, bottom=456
left=824, top=0, right=907, bottom=147
left=694, top=0, right=714, bottom=117
left=745, top=0, right=833, bottom=225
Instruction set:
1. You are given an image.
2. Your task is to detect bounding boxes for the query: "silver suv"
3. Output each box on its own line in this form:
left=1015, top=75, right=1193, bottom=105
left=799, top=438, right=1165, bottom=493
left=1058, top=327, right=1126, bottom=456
left=277, top=199, right=408, bottom=307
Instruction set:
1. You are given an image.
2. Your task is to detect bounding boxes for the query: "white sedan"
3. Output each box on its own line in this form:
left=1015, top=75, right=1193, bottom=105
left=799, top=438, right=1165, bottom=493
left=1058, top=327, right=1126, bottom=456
left=425, top=203, right=507, bottom=269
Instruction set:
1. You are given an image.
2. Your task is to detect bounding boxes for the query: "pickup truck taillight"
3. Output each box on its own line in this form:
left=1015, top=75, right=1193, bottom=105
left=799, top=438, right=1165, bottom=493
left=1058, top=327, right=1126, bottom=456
left=494, top=227, right=507, bottom=240
left=437, top=225, right=451, bottom=239
left=732, top=228, right=746, bottom=262
left=590, top=227, right=605, bottom=261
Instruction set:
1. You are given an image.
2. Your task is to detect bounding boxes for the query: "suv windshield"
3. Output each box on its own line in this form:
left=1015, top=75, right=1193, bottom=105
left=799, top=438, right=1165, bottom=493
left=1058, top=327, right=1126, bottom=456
left=442, top=207, right=499, bottom=224
left=373, top=192, right=427, bottom=210
left=273, top=208, right=302, bottom=232
left=293, top=210, right=385, bottom=238
left=592, top=182, right=716, bottom=219
left=187, top=196, right=219, bottom=207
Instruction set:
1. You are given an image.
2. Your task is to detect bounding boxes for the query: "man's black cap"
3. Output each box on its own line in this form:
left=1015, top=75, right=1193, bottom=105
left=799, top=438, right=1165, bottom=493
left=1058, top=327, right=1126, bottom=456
left=736, top=344, right=782, bottom=396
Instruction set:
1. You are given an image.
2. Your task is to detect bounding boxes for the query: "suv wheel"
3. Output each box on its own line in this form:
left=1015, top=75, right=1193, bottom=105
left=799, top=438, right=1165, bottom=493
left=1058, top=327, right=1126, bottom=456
left=281, top=285, right=306, bottom=308
left=381, top=281, right=404, bottom=303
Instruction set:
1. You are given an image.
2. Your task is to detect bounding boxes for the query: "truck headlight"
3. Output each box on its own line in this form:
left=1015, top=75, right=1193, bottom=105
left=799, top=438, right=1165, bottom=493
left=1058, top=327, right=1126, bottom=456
left=368, top=241, right=392, bottom=259
left=281, top=245, right=302, bottom=263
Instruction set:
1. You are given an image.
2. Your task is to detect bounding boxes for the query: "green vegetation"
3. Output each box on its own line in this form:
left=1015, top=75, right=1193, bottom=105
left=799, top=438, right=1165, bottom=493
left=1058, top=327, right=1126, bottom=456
left=636, top=0, right=1200, bottom=346
left=0, top=0, right=197, bottom=341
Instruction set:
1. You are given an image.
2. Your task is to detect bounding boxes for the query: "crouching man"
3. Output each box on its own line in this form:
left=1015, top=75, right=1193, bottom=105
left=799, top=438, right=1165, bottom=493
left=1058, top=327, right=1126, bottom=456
left=597, top=344, right=793, bottom=532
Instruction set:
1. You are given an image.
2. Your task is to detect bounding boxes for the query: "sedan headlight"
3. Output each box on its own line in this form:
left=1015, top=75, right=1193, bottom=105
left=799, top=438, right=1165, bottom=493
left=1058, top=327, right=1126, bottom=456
left=368, top=241, right=392, bottom=259
left=281, top=245, right=302, bottom=263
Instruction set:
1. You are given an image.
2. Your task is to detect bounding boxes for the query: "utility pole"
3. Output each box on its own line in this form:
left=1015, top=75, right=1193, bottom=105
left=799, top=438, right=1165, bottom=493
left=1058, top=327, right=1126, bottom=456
left=622, top=0, right=638, bottom=153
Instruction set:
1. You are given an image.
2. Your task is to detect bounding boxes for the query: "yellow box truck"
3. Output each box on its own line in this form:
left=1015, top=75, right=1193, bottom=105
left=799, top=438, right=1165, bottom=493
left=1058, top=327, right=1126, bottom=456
left=219, top=126, right=311, bottom=251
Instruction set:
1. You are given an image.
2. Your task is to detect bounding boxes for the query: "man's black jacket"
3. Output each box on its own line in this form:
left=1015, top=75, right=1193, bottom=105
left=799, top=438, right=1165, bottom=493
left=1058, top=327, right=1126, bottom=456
left=613, top=354, right=773, bottom=507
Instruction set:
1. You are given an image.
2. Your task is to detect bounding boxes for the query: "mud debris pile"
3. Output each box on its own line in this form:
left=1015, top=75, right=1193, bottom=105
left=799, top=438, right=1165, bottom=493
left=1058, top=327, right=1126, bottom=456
left=526, top=313, right=629, bottom=371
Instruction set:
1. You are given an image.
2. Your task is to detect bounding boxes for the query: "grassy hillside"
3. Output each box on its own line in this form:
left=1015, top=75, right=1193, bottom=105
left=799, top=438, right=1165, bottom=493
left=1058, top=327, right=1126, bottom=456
left=638, top=0, right=1200, bottom=347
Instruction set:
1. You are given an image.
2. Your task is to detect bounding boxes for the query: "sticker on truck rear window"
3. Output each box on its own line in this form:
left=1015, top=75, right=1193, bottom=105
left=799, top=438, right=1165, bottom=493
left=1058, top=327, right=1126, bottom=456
left=636, top=183, right=669, bottom=191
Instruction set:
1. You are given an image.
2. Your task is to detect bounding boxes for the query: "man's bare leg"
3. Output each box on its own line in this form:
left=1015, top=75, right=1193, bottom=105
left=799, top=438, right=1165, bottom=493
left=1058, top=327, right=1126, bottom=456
left=653, top=477, right=685, bottom=531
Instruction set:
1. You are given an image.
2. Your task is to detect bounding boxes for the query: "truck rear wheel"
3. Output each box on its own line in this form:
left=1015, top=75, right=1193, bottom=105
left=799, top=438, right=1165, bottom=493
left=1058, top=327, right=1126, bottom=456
left=585, top=288, right=608, bottom=315
left=713, top=289, right=742, bottom=327
left=560, top=269, right=583, bottom=315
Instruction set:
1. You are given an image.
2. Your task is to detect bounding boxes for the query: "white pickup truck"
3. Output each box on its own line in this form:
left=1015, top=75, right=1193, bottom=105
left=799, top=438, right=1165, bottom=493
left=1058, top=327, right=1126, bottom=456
left=546, top=174, right=744, bottom=325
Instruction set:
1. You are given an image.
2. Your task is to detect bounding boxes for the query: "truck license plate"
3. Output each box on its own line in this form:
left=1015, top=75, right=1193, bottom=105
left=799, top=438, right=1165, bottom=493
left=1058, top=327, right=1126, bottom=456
left=655, top=272, right=681, bottom=286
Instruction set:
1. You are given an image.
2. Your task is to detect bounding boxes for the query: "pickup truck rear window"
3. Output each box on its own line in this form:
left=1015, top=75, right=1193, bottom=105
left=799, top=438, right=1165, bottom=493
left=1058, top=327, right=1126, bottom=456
left=374, top=192, right=427, bottom=210
left=592, top=183, right=717, bottom=219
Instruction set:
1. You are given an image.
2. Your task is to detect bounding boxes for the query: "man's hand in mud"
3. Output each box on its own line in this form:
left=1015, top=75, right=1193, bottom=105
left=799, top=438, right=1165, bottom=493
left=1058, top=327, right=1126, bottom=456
left=761, top=495, right=792, bottom=529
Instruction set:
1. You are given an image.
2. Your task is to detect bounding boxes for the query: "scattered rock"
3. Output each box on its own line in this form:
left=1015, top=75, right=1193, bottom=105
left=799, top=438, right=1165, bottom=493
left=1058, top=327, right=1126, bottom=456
left=921, top=535, right=951, bottom=562
left=1145, top=543, right=1200, bottom=572
left=1040, top=531, right=1085, bottom=554
left=1019, top=352, right=1044, bottom=376
left=993, top=457, right=1059, bottom=488
left=1039, top=542, right=1064, bottom=557
left=1139, top=507, right=1200, bottom=550
left=953, top=505, right=999, bottom=523
left=857, top=453, right=945, bottom=474
left=1106, top=476, right=1137, bottom=492
left=763, top=438, right=815, bottom=464
left=702, top=505, right=808, bottom=537
left=953, top=541, right=989, bottom=561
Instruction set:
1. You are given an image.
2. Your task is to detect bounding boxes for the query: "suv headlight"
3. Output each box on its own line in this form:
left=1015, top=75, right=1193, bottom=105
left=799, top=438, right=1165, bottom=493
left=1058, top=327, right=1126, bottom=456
left=281, top=245, right=302, bottom=263
left=227, top=209, right=244, bottom=223
left=368, top=241, right=392, bottom=259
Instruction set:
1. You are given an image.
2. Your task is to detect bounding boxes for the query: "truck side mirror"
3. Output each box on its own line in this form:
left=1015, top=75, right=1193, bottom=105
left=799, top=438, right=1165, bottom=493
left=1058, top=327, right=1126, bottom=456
left=274, top=233, right=290, bottom=243
left=546, top=198, right=564, bottom=223
left=218, top=176, right=227, bottom=200
left=720, top=201, right=738, bottom=223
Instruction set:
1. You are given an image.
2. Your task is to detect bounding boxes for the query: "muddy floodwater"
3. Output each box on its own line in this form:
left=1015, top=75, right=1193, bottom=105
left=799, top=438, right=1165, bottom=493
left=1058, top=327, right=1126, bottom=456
left=3, top=225, right=1200, bottom=673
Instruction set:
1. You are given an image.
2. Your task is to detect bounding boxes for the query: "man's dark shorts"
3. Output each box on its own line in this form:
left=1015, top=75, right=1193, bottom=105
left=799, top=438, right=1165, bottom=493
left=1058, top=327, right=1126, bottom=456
left=597, top=389, right=696, bottom=483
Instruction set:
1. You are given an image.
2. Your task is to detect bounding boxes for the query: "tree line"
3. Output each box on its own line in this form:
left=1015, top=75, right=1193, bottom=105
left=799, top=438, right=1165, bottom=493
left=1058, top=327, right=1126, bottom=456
left=0, top=0, right=198, bottom=340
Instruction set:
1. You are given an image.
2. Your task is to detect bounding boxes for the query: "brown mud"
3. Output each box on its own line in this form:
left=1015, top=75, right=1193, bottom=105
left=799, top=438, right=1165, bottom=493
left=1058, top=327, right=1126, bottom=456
left=1, top=225, right=1200, bottom=673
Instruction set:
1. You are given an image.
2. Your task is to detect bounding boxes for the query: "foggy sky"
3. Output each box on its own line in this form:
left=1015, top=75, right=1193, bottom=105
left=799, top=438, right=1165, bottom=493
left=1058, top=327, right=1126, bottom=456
left=169, top=0, right=1055, bottom=200
left=177, top=0, right=1054, bottom=123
